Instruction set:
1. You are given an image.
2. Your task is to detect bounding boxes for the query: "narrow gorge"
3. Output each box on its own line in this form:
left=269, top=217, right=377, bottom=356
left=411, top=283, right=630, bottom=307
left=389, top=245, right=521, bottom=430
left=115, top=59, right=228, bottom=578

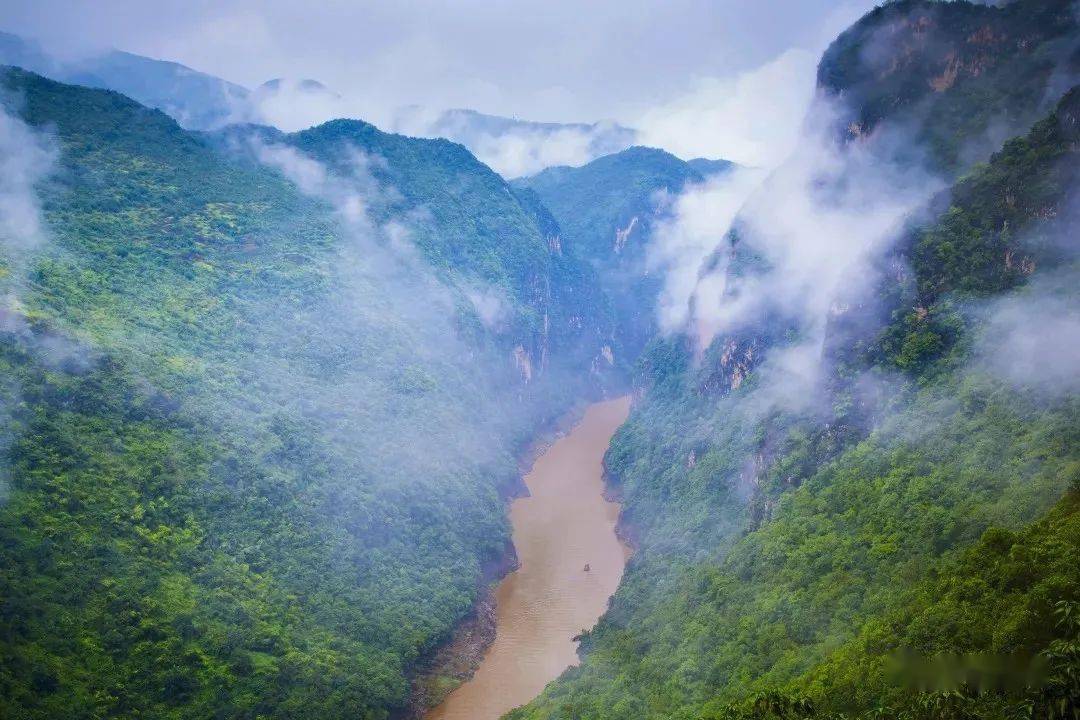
left=427, top=397, right=632, bottom=720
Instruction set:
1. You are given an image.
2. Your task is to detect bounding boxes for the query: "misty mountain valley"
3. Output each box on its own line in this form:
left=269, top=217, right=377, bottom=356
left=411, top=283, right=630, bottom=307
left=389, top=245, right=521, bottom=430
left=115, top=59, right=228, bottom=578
left=0, top=1, right=1079, bottom=719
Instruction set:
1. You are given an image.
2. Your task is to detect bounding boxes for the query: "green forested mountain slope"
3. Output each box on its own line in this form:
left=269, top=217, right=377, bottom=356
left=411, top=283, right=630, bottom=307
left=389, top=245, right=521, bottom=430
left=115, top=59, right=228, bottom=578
left=518, top=146, right=735, bottom=371
left=508, top=1, right=1080, bottom=718
left=818, top=0, right=1079, bottom=173
left=797, top=491, right=1080, bottom=719
left=280, top=118, right=618, bottom=385
left=1, top=0, right=1078, bottom=718
left=0, top=67, right=609, bottom=719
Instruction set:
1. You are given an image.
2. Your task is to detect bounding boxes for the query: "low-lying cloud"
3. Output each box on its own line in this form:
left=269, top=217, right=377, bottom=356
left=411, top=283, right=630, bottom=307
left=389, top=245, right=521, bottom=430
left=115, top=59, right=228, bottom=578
left=686, top=97, right=942, bottom=350
left=648, top=166, right=766, bottom=333
left=392, top=109, right=639, bottom=178
left=240, top=133, right=528, bottom=479
left=978, top=273, right=1080, bottom=399
left=465, top=286, right=509, bottom=331
left=0, top=100, right=56, bottom=279
left=463, top=125, right=611, bottom=178
left=252, top=139, right=385, bottom=231
left=635, top=49, right=818, bottom=168
left=0, top=100, right=59, bottom=507
left=241, top=78, right=352, bottom=133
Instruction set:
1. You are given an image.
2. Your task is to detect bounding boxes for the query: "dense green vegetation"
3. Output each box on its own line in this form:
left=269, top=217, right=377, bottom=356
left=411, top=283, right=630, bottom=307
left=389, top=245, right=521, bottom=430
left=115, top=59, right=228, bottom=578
left=0, top=333, right=420, bottom=718
left=2, top=1, right=1078, bottom=718
left=798, top=491, right=1080, bottom=719
left=281, top=117, right=617, bottom=382
left=817, top=0, right=1079, bottom=173
left=511, top=378, right=1077, bottom=719
left=519, top=147, right=735, bottom=370
left=872, top=87, right=1079, bottom=379
left=0, top=67, right=610, bottom=719
left=509, top=2, right=1080, bottom=718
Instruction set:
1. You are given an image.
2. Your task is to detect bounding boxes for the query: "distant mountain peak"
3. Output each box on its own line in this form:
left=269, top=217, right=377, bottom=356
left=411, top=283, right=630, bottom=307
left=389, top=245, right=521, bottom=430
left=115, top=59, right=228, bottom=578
left=258, top=77, right=336, bottom=96
left=0, top=28, right=249, bottom=129
left=404, top=107, right=640, bottom=178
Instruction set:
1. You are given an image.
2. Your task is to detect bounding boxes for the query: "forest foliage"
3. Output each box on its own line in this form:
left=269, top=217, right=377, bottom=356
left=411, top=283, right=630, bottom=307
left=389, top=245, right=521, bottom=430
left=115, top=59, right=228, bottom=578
left=0, top=67, right=611, bottom=719
left=1, top=0, right=1078, bottom=718
left=508, top=2, right=1080, bottom=718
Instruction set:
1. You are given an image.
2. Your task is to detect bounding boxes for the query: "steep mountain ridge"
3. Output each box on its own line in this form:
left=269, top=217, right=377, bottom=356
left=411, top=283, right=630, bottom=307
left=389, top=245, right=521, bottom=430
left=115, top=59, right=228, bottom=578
left=507, top=1, right=1080, bottom=718
left=213, top=115, right=620, bottom=389
left=0, top=1, right=1077, bottom=718
left=818, top=0, right=1080, bottom=172
left=0, top=31, right=249, bottom=129
left=518, top=146, right=737, bottom=372
left=0, top=66, right=612, bottom=719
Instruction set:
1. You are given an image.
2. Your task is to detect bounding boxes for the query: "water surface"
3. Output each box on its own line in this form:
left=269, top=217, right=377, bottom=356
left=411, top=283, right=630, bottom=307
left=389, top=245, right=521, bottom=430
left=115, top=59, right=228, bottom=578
left=426, top=396, right=631, bottom=720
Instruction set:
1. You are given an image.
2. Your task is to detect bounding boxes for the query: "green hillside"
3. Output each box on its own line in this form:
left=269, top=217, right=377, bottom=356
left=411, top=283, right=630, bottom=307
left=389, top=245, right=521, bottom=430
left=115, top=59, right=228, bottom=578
left=0, top=67, right=608, bottom=719
left=1, top=1, right=1078, bottom=719
left=507, top=1, right=1080, bottom=718
left=519, top=147, right=735, bottom=369
left=818, top=0, right=1079, bottom=173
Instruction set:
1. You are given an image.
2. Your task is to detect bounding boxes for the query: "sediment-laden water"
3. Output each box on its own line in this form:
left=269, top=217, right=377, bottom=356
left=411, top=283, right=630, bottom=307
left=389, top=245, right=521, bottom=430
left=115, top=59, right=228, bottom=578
left=426, top=396, right=632, bottom=720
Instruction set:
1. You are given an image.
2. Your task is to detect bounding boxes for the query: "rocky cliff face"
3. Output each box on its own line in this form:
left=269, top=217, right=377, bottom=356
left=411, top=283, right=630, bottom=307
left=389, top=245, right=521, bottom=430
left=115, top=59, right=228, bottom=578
left=818, top=0, right=1079, bottom=171
left=693, top=0, right=1078, bottom=402
left=519, top=146, right=736, bottom=373
left=506, top=3, right=1080, bottom=718
left=210, top=114, right=619, bottom=400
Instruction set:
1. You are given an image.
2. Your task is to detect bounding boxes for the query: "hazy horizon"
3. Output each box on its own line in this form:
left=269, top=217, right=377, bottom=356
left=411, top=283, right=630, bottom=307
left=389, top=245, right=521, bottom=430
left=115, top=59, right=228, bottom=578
left=1, top=0, right=877, bottom=166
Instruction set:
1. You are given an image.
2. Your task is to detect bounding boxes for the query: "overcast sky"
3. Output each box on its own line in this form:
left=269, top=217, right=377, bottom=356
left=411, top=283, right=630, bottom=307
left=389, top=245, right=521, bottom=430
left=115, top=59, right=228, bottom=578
left=4, top=1, right=875, bottom=121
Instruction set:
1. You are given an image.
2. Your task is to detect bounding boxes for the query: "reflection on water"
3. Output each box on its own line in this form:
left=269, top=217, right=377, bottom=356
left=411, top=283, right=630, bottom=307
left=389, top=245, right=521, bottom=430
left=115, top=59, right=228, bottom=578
left=426, top=396, right=632, bottom=720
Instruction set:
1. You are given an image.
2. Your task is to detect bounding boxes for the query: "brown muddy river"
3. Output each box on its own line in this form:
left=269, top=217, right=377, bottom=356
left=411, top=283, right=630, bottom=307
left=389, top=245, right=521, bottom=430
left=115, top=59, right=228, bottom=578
left=426, top=396, right=632, bottom=720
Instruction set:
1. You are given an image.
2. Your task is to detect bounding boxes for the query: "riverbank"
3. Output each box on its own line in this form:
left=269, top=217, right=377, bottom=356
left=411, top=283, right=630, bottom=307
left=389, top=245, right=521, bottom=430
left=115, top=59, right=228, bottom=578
left=423, top=396, right=632, bottom=720
left=403, top=400, right=597, bottom=717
